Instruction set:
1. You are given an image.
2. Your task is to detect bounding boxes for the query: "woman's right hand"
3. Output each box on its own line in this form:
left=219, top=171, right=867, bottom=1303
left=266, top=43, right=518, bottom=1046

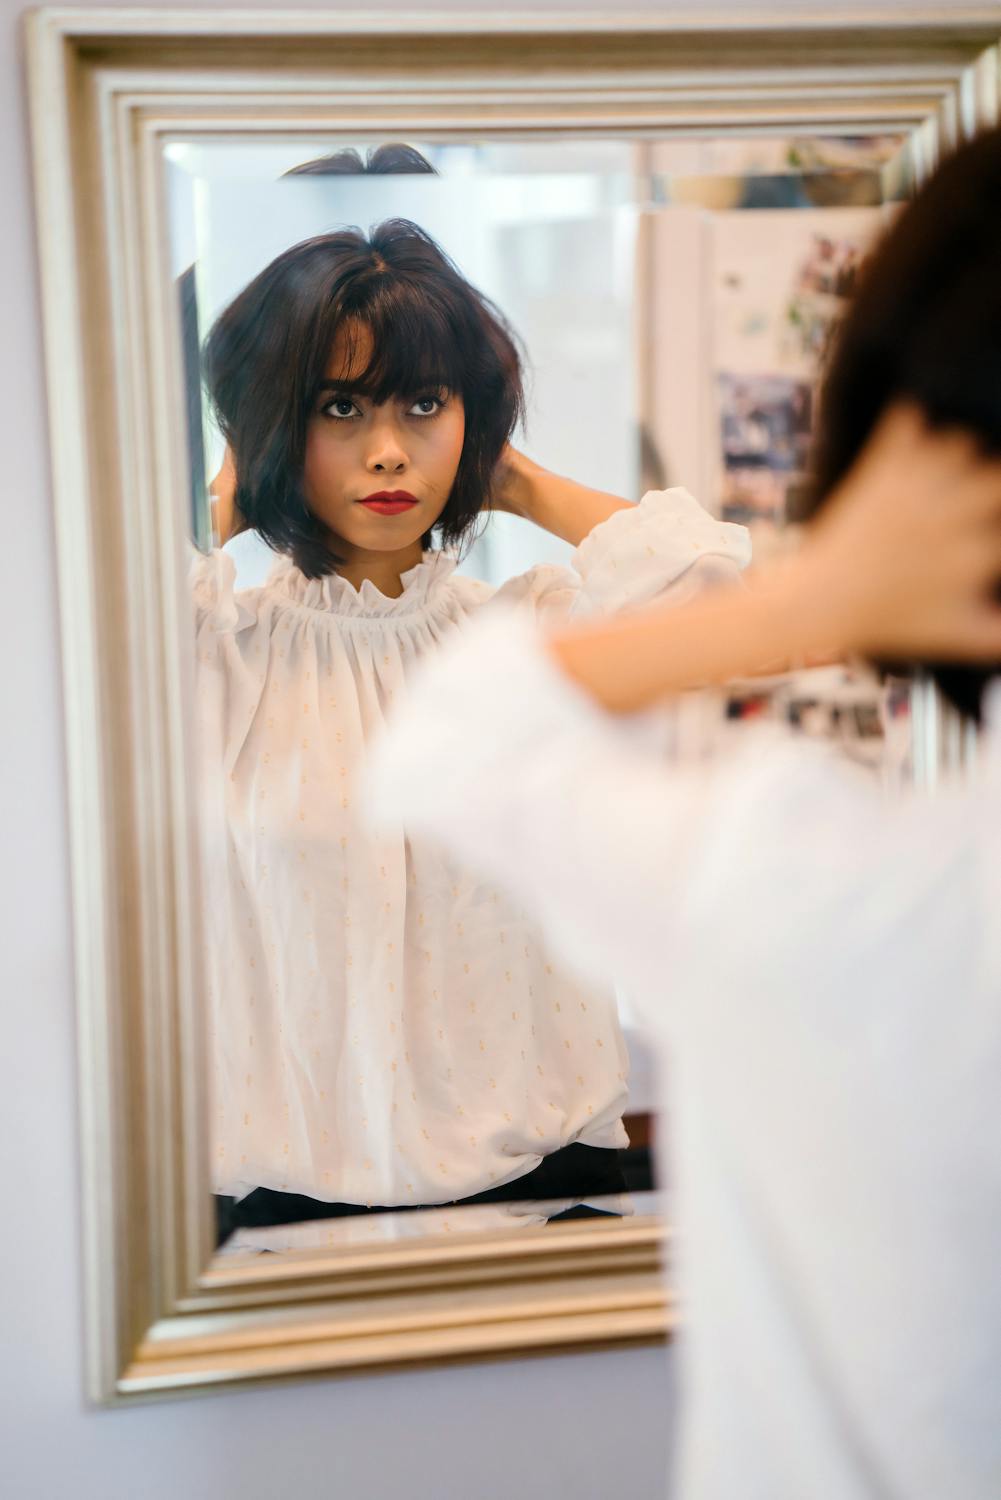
left=209, top=445, right=247, bottom=547
left=800, top=403, right=1001, bottom=663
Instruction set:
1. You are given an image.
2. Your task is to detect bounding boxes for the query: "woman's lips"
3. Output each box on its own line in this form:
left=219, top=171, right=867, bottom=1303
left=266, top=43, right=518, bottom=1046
left=358, top=491, right=419, bottom=516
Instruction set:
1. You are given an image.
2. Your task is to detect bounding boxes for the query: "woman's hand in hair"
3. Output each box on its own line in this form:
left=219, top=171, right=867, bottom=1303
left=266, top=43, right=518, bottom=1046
left=800, top=402, right=1001, bottom=663
left=209, top=445, right=248, bottom=548
left=485, top=445, right=530, bottom=517
left=489, top=446, right=633, bottom=545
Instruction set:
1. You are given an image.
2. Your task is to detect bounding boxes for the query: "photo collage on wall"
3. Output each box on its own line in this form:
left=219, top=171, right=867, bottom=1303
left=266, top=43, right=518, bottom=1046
left=709, top=193, right=907, bottom=773
left=717, top=230, right=864, bottom=531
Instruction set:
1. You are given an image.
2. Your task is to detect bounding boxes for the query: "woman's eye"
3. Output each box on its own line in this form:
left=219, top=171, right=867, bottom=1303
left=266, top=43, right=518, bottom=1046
left=409, top=395, right=443, bottom=417
left=325, top=397, right=360, bottom=420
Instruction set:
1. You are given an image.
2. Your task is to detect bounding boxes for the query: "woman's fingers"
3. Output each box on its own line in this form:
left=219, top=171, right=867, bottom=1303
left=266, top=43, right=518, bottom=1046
left=812, top=401, right=1001, bottom=661
left=863, top=403, right=995, bottom=499
left=955, top=458, right=1001, bottom=522
left=942, top=603, right=1001, bottom=661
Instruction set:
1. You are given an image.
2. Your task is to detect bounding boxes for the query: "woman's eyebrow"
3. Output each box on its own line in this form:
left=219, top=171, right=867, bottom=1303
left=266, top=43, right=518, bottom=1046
left=316, top=379, right=370, bottom=394
left=316, top=379, right=449, bottom=398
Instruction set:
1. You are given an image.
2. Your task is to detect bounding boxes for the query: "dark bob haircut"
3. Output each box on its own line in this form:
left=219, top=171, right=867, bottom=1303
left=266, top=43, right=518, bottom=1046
left=807, top=126, right=1001, bottom=721
left=203, top=218, right=524, bottom=577
left=284, top=143, right=438, bottom=177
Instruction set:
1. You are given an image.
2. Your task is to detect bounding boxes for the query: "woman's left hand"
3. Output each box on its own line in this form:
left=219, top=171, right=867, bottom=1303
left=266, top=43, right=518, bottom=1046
left=486, top=446, right=534, bottom=518
left=488, top=446, right=633, bottom=545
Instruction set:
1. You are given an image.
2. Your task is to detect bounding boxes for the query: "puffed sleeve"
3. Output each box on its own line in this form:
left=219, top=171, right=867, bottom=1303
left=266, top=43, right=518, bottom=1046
left=190, top=546, right=253, bottom=634
left=489, top=488, right=751, bottom=621
left=570, top=488, right=751, bottom=616
left=189, top=547, right=267, bottom=778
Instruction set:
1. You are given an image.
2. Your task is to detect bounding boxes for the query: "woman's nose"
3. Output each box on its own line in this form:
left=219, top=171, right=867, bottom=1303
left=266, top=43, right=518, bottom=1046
left=366, top=418, right=408, bottom=475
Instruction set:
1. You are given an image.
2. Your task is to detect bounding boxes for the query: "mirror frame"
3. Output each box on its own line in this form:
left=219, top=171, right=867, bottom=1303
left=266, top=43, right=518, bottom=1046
left=26, top=5, right=1000, bottom=1402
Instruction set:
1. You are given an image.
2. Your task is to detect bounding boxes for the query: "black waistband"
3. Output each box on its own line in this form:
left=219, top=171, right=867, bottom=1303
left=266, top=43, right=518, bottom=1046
left=217, top=1142, right=625, bottom=1243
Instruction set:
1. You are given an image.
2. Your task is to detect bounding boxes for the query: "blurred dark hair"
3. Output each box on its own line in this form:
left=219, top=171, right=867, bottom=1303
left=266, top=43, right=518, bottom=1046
left=203, top=219, right=523, bottom=577
left=284, top=143, right=437, bottom=177
left=807, top=127, right=1001, bottom=720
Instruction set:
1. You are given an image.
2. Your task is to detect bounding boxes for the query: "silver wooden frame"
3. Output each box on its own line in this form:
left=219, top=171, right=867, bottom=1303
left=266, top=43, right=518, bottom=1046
left=25, top=6, right=1000, bottom=1402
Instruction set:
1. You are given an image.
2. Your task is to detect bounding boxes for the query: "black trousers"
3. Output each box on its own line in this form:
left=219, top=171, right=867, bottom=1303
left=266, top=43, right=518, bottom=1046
left=216, top=1142, right=626, bottom=1245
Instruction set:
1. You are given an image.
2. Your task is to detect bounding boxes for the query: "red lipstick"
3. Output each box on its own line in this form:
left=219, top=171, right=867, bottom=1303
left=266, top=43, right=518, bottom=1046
left=358, top=490, right=419, bottom=516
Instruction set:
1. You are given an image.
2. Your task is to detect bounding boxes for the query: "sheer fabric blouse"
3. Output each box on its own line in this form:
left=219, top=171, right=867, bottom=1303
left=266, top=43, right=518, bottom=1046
left=193, top=489, right=751, bottom=1205
left=368, top=614, right=1001, bottom=1500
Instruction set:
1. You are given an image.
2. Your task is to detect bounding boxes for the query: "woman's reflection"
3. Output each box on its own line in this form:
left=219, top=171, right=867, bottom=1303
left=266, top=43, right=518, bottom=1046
left=194, top=217, right=750, bottom=1239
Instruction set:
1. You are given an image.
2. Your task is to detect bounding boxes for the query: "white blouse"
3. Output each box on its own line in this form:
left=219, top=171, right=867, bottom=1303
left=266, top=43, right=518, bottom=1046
left=368, top=613, right=1001, bottom=1500
left=194, top=489, right=750, bottom=1206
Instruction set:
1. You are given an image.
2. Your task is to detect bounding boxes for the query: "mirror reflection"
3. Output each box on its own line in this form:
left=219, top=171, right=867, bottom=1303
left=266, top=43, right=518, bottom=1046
left=165, top=134, right=907, bottom=1250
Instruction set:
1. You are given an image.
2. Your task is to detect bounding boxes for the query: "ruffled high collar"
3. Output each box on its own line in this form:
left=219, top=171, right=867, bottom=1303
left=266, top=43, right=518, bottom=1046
left=265, top=551, right=459, bottom=619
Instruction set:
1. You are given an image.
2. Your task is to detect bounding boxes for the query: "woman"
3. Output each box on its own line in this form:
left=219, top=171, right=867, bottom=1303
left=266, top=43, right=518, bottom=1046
left=368, top=133, right=1001, bottom=1497
left=197, top=217, right=750, bottom=1233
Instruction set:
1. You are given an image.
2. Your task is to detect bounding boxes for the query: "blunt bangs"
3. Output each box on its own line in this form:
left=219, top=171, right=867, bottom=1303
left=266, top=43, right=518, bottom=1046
left=322, top=286, right=465, bottom=408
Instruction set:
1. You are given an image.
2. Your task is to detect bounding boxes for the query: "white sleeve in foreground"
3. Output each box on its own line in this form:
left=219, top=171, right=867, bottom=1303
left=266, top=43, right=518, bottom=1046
left=364, top=610, right=719, bottom=1007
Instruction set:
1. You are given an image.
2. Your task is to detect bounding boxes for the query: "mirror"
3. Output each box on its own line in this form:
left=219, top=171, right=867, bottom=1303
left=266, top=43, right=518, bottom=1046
left=31, top=8, right=995, bottom=1399
left=165, top=132, right=908, bottom=1254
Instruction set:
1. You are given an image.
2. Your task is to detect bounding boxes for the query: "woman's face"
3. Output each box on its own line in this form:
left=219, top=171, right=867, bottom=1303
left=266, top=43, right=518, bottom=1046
left=303, top=322, right=465, bottom=556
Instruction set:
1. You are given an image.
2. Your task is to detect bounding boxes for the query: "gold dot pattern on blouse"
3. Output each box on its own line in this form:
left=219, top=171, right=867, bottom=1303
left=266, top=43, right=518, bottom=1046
left=202, top=580, right=632, bottom=1208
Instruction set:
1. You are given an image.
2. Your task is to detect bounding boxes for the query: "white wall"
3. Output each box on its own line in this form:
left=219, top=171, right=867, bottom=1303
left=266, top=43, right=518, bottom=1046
left=0, top=2, right=954, bottom=1494
left=0, top=3, right=676, bottom=1496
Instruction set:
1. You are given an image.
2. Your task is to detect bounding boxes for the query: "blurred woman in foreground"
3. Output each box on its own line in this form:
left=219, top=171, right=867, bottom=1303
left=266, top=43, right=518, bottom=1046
left=370, top=130, right=1001, bottom=1499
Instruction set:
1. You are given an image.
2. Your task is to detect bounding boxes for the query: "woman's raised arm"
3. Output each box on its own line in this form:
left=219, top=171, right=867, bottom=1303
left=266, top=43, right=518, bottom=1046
left=489, top=446, right=634, bottom=546
left=548, top=405, right=1001, bottom=713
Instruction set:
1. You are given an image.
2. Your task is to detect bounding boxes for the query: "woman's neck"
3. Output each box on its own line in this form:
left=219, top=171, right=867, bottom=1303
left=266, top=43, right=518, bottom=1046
left=334, top=541, right=426, bottom=599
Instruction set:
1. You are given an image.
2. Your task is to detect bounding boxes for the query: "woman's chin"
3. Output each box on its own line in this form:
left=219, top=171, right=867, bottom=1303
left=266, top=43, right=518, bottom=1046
left=327, top=524, right=430, bottom=559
